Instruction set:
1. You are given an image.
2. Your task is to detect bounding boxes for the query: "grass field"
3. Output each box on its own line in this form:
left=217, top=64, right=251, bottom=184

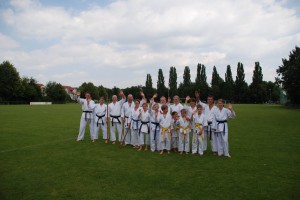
left=0, top=104, right=299, bottom=200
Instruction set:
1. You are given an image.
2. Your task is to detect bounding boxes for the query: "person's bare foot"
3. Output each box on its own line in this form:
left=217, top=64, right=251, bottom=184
left=174, top=149, right=178, bottom=153
left=160, top=150, right=164, bottom=155
left=137, top=147, right=142, bottom=151
left=105, top=140, right=108, bottom=144
left=167, top=151, right=170, bottom=154
left=179, top=151, right=183, bottom=155
left=112, top=141, right=115, bottom=145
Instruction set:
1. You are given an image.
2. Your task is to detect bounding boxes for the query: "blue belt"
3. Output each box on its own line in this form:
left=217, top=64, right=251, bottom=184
left=132, top=119, right=140, bottom=130
left=151, top=122, right=160, bottom=140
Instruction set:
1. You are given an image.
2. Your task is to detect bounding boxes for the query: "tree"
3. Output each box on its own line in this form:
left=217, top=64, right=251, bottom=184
left=180, top=66, right=193, bottom=97
left=98, top=85, right=108, bottom=100
left=79, top=82, right=99, bottom=100
left=0, top=61, right=22, bottom=101
left=211, top=66, right=224, bottom=99
left=157, top=69, right=167, bottom=97
left=46, top=81, right=68, bottom=103
left=277, top=46, right=300, bottom=104
left=250, top=62, right=267, bottom=103
left=195, top=63, right=209, bottom=100
left=144, top=74, right=154, bottom=98
left=21, top=77, right=42, bottom=102
left=223, top=65, right=235, bottom=101
left=235, top=62, right=249, bottom=103
left=168, top=66, right=177, bottom=98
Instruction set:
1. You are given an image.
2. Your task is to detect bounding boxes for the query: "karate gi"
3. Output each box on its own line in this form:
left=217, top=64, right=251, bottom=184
left=77, top=97, right=95, bottom=141
left=184, top=105, right=197, bottom=149
left=170, top=103, right=184, bottom=116
left=204, top=105, right=218, bottom=152
left=214, top=107, right=236, bottom=156
left=178, top=117, right=191, bottom=152
left=121, top=102, right=134, bottom=145
left=130, top=107, right=142, bottom=146
left=149, top=108, right=161, bottom=152
left=139, top=110, right=150, bottom=146
left=158, top=113, right=172, bottom=150
left=171, top=118, right=180, bottom=149
left=92, top=103, right=107, bottom=140
left=108, top=97, right=126, bottom=142
left=192, top=113, right=208, bottom=155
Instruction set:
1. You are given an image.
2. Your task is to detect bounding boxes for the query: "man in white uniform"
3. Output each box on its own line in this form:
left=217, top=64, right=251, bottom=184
left=90, top=97, right=108, bottom=143
left=204, top=95, right=218, bottom=153
left=121, top=94, right=134, bottom=145
left=76, top=91, right=95, bottom=142
left=108, top=90, right=126, bottom=144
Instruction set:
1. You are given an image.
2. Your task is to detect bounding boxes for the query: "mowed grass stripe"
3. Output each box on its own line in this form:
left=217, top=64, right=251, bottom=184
left=0, top=104, right=299, bottom=200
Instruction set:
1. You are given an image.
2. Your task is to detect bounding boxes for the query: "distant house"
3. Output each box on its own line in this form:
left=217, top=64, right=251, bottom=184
left=37, top=83, right=46, bottom=96
left=63, top=86, right=77, bottom=100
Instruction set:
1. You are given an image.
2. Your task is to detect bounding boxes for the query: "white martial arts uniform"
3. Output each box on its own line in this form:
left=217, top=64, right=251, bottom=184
left=214, top=107, right=236, bottom=156
left=130, top=107, right=142, bottom=146
left=184, top=105, right=197, bottom=150
left=204, top=105, right=218, bottom=152
left=178, top=117, right=191, bottom=152
left=77, top=97, right=95, bottom=141
left=158, top=113, right=172, bottom=150
left=149, top=107, right=161, bottom=152
left=170, top=103, right=184, bottom=116
left=139, top=110, right=150, bottom=146
left=192, top=113, right=208, bottom=155
left=171, top=118, right=180, bottom=149
left=91, top=103, right=108, bottom=140
left=108, top=97, right=126, bottom=142
left=121, top=102, right=134, bottom=145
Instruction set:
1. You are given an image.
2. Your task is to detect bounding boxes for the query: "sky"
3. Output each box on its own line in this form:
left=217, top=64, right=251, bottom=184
left=0, top=0, right=299, bottom=88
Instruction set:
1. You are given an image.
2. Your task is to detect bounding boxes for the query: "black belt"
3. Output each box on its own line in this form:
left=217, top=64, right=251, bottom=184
left=207, top=121, right=212, bottom=140
left=82, top=111, right=92, bottom=120
left=217, top=120, right=227, bottom=136
left=139, top=121, right=150, bottom=135
left=96, top=114, right=105, bottom=127
left=151, top=122, right=160, bottom=140
left=110, top=115, right=121, bottom=126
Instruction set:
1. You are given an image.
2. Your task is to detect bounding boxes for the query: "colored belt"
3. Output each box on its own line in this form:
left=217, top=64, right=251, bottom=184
left=82, top=110, right=92, bottom=120
left=217, top=120, right=227, bottom=136
left=151, top=122, right=160, bottom=140
left=181, top=126, right=190, bottom=141
left=139, top=121, right=150, bottom=135
left=194, top=123, right=204, bottom=141
left=96, top=114, right=105, bottom=127
left=110, top=115, right=121, bottom=126
left=161, top=126, right=171, bottom=141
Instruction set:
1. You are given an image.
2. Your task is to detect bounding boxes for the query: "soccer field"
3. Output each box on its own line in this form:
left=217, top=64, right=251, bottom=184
left=0, top=104, right=299, bottom=200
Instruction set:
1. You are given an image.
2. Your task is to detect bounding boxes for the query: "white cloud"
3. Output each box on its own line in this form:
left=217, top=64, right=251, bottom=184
left=0, top=0, right=299, bottom=88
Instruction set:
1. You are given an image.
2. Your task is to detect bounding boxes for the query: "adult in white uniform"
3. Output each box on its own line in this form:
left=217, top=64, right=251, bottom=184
left=130, top=100, right=142, bottom=148
left=108, top=91, right=126, bottom=144
left=76, top=91, right=95, bottom=142
left=215, top=99, right=236, bottom=158
left=90, top=97, right=108, bottom=143
left=170, top=95, right=183, bottom=116
left=149, top=98, right=161, bottom=152
left=191, top=105, right=208, bottom=155
left=121, top=94, right=134, bottom=145
left=204, top=95, right=218, bottom=153
left=138, top=102, right=150, bottom=151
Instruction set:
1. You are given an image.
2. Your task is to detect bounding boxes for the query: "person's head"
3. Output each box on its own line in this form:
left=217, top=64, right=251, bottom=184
left=143, top=98, right=148, bottom=103
left=127, top=94, right=133, bottom=103
left=173, top=95, right=180, bottom=104
left=197, top=104, right=203, bottom=114
left=171, top=111, right=178, bottom=119
left=142, top=103, right=148, bottom=111
left=180, top=108, right=186, bottom=117
left=207, top=95, right=214, bottom=106
left=99, top=97, right=104, bottom=104
left=161, top=104, right=168, bottom=114
left=160, top=96, right=166, bottom=104
left=85, top=92, right=91, bottom=99
left=112, top=95, right=117, bottom=103
left=218, top=99, right=224, bottom=109
left=190, top=98, right=196, bottom=107
left=153, top=103, right=159, bottom=111
left=134, top=100, right=140, bottom=108
left=195, top=90, right=200, bottom=99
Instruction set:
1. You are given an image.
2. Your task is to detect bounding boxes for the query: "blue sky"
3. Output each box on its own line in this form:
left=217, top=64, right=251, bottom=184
left=0, top=0, right=299, bottom=88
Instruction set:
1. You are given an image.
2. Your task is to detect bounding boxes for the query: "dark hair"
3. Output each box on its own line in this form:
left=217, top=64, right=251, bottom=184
left=190, top=98, right=196, bottom=103
left=171, top=111, right=178, bottom=116
left=197, top=105, right=203, bottom=109
left=161, top=104, right=168, bottom=111
left=207, top=95, right=214, bottom=99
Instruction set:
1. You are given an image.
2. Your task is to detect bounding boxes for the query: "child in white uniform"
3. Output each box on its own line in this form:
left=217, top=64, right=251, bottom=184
left=171, top=111, right=180, bottom=152
left=138, top=103, right=150, bottom=151
left=178, top=109, right=191, bottom=154
left=149, top=99, right=161, bottom=152
left=91, top=97, right=107, bottom=142
left=130, top=100, right=142, bottom=148
left=158, top=104, right=172, bottom=154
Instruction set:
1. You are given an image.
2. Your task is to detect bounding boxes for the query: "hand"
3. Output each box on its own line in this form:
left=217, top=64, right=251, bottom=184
left=139, top=109, right=142, bottom=114
left=140, top=91, right=145, bottom=98
left=119, top=90, right=124, bottom=97
left=168, top=97, right=171, bottom=103
left=77, top=91, right=81, bottom=96
left=150, top=98, right=154, bottom=104
left=186, top=96, right=190, bottom=101
left=153, top=93, right=158, bottom=99
left=192, top=110, right=197, bottom=115
left=227, top=103, right=233, bottom=110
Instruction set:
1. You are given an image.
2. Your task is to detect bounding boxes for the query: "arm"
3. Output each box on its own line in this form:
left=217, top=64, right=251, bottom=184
left=227, top=103, right=236, bottom=118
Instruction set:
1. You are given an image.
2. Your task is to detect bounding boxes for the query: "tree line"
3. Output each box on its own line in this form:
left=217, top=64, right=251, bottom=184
left=0, top=46, right=299, bottom=104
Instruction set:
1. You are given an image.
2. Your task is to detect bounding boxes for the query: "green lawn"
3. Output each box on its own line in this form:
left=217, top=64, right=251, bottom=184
left=0, top=104, right=299, bottom=200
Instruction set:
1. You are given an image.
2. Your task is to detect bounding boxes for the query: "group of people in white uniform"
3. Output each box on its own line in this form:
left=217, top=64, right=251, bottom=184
left=76, top=90, right=236, bottom=157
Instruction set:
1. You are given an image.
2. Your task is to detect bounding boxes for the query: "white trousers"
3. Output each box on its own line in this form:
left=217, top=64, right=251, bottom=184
left=94, top=123, right=107, bottom=140
left=171, top=131, right=178, bottom=149
left=192, top=133, right=204, bottom=154
left=123, top=128, right=131, bottom=145
left=178, top=132, right=190, bottom=152
left=110, top=122, right=122, bottom=142
left=216, top=131, right=229, bottom=156
left=77, top=118, right=94, bottom=141
left=206, top=130, right=218, bottom=152
left=131, top=129, right=139, bottom=146
left=159, top=131, right=171, bottom=150
left=150, top=129, right=160, bottom=151
left=139, top=132, right=150, bottom=145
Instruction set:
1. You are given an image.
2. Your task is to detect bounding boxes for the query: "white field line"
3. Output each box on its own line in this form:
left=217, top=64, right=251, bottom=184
left=0, top=138, right=74, bottom=153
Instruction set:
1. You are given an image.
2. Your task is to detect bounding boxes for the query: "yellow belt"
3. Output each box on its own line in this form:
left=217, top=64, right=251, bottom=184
left=181, top=126, right=190, bottom=141
left=174, top=126, right=180, bottom=137
left=161, top=126, right=171, bottom=140
left=194, top=123, right=204, bottom=141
